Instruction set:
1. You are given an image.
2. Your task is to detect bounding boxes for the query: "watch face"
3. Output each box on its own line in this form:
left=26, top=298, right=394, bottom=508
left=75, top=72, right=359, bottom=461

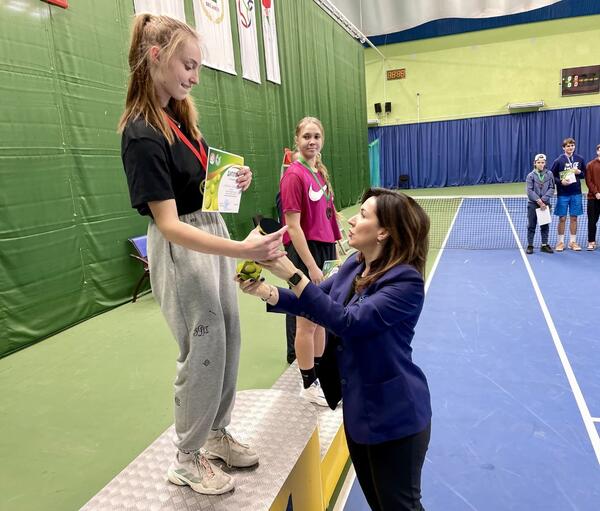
left=288, top=272, right=302, bottom=285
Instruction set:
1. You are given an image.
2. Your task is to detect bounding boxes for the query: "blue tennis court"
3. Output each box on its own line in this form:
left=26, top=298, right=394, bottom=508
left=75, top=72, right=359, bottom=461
left=338, top=197, right=600, bottom=510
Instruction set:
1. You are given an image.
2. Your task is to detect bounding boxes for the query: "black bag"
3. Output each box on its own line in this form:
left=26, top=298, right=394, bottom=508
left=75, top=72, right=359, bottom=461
left=317, top=335, right=342, bottom=410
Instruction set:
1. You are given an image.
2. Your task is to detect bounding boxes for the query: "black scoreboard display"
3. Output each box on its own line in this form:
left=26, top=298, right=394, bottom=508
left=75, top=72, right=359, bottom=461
left=561, top=65, right=600, bottom=96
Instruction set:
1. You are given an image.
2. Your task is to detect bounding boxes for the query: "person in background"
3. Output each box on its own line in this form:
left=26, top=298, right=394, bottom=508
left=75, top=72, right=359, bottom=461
left=550, top=137, right=585, bottom=251
left=239, top=188, right=432, bottom=511
left=118, top=14, right=285, bottom=495
left=525, top=154, right=554, bottom=254
left=279, top=117, right=341, bottom=405
left=585, top=143, right=600, bottom=250
left=278, top=147, right=301, bottom=364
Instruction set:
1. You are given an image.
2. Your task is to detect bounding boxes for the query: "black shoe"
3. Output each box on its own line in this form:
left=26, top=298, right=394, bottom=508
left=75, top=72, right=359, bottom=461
left=540, top=244, right=554, bottom=253
left=526, top=245, right=534, bottom=254
left=286, top=353, right=296, bottom=364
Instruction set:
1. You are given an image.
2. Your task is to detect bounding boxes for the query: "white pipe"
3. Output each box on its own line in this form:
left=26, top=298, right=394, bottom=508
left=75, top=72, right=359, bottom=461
left=313, top=0, right=386, bottom=61
left=314, top=1, right=389, bottom=123
left=359, top=0, right=363, bottom=31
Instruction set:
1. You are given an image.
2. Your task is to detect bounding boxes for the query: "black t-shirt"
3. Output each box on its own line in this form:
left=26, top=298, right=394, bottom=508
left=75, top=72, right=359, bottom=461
left=121, top=115, right=207, bottom=217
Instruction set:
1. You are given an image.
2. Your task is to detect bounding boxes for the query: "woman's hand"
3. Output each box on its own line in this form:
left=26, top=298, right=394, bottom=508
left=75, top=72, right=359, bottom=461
left=259, top=255, right=298, bottom=281
left=237, top=166, right=253, bottom=191
left=236, top=276, right=268, bottom=297
left=236, top=276, right=279, bottom=304
left=241, top=226, right=287, bottom=260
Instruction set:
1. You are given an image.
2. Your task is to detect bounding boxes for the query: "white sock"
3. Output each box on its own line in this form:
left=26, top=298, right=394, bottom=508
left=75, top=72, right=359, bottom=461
left=558, top=235, right=565, bottom=244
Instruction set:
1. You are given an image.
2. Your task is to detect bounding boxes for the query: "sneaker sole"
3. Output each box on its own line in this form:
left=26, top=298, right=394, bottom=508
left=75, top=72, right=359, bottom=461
left=167, top=468, right=234, bottom=495
left=205, top=451, right=259, bottom=468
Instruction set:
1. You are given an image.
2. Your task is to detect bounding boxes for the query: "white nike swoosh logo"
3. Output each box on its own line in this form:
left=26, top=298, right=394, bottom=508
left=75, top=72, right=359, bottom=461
left=309, top=184, right=325, bottom=202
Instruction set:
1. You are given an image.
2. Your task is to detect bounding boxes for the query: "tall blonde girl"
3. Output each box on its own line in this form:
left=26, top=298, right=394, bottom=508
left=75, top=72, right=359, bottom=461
left=119, top=13, right=285, bottom=496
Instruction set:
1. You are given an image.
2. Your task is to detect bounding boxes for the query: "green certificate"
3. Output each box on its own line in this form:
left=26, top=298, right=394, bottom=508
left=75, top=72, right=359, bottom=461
left=202, top=148, right=244, bottom=213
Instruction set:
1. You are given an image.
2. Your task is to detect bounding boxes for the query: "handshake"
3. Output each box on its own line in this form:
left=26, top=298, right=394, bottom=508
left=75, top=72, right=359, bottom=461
left=236, top=218, right=282, bottom=281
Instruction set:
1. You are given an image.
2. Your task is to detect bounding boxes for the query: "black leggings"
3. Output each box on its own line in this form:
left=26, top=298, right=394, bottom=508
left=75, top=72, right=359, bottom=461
left=346, top=423, right=431, bottom=511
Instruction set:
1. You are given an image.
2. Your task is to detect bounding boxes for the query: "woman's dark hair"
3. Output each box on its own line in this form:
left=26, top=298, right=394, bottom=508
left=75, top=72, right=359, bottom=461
left=355, top=188, right=430, bottom=292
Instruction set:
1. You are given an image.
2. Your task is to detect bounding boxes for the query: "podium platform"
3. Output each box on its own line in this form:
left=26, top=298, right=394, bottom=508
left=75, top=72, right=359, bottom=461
left=272, top=362, right=348, bottom=507
left=81, top=364, right=348, bottom=511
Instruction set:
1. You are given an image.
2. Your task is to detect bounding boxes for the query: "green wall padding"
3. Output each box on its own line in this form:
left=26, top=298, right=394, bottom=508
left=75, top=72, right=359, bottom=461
left=0, top=0, right=369, bottom=357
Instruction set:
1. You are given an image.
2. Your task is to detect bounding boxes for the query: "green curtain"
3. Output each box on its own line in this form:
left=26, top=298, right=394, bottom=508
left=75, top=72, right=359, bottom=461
left=0, top=0, right=369, bottom=357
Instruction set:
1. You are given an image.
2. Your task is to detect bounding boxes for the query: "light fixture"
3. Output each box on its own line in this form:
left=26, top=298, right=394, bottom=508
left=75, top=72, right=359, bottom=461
left=507, top=100, right=544, bottom=112
left=368, top=118, right=380, bottom=127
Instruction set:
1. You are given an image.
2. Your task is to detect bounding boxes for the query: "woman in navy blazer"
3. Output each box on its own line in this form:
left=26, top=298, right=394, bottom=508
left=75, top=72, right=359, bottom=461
left=239, top=188, right=431, bottom=511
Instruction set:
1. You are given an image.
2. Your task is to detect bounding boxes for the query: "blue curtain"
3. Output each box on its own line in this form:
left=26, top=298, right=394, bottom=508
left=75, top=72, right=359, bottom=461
left=368, top=105, right=600, bottom=189
left=369, top=138, right=380, bottom=187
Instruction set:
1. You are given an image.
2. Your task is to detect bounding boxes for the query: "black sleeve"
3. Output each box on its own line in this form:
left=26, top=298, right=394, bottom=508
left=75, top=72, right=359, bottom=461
left=122, top=136, right=174, bottom=212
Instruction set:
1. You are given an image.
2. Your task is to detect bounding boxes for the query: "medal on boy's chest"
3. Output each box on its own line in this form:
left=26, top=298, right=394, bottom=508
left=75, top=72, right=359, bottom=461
left=326, top=206, right=333, bottom=219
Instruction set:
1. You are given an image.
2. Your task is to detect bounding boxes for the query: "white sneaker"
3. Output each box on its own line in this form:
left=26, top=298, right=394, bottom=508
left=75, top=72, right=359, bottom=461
left=167, top=450, right=234, bottom=495
left=204, top=428, right=259, bottom=468
left=300, top=380, right=328, bottom=407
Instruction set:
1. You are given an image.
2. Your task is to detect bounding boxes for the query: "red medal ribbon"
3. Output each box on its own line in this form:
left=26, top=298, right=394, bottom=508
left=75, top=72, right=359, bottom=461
left=164, top=114, right=207, bottom=169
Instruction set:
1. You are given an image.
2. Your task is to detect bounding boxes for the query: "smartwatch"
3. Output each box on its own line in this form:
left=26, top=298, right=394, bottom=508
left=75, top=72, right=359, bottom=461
left=287, top=271, right=303, bottom=287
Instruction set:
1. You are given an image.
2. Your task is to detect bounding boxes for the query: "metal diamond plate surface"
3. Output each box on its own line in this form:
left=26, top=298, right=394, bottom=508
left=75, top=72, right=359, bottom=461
left=272, top=362, right=344, bottom=459
left=81, top=390, right=318, bottom=511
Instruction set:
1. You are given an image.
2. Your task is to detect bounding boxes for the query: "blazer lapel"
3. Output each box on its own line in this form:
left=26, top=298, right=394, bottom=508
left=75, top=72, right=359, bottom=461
left=343, top=265, right=364, bottom=306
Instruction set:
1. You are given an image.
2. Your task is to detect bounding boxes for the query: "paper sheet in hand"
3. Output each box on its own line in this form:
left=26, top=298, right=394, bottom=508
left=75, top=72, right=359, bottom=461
left=559, top=169, right=576, bottom=184
left=322, top=259, right=342, bottom=279
left=536, top=206, right=552, bottom=226
left=202, top=148, right=243, bottom=213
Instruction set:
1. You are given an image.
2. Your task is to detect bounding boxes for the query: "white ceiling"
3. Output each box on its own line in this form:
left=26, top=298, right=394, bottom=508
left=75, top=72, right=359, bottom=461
left=327, top=0, right=561, bottom=37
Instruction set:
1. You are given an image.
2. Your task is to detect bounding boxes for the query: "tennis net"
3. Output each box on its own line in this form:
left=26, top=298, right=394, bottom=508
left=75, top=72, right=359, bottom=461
left=413, top=195, right=590, bottom=250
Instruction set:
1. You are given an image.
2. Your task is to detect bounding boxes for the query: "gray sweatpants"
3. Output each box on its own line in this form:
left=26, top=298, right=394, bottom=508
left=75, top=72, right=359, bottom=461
left=147, top=210, right=241, bottom=453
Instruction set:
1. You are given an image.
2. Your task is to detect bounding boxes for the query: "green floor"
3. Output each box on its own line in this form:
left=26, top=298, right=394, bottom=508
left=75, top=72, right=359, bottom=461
left=0, top=183, right=528, bottom=511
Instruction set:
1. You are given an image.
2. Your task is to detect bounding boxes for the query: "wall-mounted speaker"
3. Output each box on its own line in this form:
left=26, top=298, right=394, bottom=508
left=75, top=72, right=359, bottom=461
left=374, top=102, right=382, bottom=114
left=385, top=102, right=392, bottom=113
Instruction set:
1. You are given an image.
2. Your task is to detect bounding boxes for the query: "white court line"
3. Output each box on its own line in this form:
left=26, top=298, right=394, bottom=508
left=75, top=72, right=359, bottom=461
left=332, top=465, right=356, bottom=511
left=334, top=199, right=465, bottom=510
left=593, top=418, right=600, bottom=423
left=501, top=198, right=600, bottom=465
left=425, top=198, right=463, bottom=294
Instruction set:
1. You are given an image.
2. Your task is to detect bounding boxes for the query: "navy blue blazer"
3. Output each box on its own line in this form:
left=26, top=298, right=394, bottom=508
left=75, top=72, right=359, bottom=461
left=269, top=253, right=431, bottom=444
